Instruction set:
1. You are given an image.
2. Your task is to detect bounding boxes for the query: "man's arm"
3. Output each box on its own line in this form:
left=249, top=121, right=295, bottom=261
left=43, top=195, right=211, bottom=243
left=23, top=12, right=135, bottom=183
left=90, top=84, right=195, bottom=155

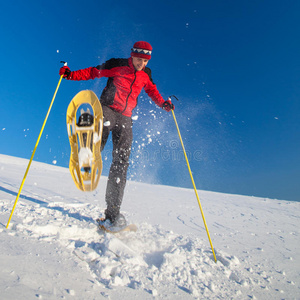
left=67, top=67, right=101, bottom=81
left=143, top=67, right=165, bottom=108
left=69, top=58, right=130, bottom=81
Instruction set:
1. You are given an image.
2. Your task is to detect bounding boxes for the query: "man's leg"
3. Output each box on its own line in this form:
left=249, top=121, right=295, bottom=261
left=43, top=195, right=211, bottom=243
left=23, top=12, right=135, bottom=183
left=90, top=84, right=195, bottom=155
left=104, top=115, right=133, bottom=223
left=100, top=106, right=115, bottom=152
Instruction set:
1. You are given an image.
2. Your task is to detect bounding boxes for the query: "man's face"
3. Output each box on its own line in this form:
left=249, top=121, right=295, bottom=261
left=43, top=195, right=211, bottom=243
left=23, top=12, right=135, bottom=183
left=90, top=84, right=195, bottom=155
left=132, top=57, right=149, bottom=71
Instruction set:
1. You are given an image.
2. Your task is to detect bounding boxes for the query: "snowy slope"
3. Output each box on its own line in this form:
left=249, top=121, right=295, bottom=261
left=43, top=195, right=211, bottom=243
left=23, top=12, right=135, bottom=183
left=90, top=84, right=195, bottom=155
left=0, top=154, right=299, bottom=299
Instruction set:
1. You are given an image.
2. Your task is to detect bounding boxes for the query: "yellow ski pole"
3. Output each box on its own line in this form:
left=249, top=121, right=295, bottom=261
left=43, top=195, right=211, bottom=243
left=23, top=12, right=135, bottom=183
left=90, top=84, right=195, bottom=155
left=6, top=73, right=64, bottom=229
left=169, top=98, right=217, bottom=263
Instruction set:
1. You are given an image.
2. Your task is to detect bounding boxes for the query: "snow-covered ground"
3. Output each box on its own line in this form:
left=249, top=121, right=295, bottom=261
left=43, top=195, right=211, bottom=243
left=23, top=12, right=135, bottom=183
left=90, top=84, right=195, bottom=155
left=0, top=154, right=299, bottom=299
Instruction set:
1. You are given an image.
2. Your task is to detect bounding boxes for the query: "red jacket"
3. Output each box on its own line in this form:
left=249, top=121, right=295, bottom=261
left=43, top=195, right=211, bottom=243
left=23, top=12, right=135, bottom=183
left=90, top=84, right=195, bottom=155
left=67, top=57, right=165, bottom=117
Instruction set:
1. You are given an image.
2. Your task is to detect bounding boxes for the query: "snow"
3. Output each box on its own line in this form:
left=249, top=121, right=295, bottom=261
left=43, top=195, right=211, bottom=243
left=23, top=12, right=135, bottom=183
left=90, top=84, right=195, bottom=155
left=0, top=154, right=299, bottom=299
left=78, top=147, right=93, bottom=168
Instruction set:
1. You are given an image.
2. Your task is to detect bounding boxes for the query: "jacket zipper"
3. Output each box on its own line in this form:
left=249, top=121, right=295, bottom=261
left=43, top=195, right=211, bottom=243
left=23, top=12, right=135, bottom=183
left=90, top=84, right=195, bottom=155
left=121, top=71, right=136, bottom=114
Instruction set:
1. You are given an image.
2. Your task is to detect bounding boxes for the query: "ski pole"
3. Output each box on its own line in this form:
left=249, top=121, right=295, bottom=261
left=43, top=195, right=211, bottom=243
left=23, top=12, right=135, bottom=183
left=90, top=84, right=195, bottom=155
left=169, top=96, right=217, bottom=263
left=6, top=65, right=66, bottom=228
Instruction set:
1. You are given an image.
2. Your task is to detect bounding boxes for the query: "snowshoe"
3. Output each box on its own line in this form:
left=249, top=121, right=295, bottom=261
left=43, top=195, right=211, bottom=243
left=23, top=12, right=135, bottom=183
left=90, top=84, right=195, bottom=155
left=97, top=214, right=137, bottom=233
left=66, top=90, right=103, bottom=191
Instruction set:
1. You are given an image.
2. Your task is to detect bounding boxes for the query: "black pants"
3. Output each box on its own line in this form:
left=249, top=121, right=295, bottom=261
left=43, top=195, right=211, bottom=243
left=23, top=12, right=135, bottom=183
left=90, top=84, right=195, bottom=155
left=100, top=106, right=133, bottom=222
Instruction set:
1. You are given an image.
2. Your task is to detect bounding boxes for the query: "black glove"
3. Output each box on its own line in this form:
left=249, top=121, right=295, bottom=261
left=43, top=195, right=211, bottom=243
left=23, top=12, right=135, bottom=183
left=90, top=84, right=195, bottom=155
left=162, top=100, right=175, bottom=112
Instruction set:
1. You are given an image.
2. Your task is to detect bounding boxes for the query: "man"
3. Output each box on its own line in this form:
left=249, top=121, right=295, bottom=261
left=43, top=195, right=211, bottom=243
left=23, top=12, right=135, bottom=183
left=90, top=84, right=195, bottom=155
left=60, top=41, right=174, bottom=227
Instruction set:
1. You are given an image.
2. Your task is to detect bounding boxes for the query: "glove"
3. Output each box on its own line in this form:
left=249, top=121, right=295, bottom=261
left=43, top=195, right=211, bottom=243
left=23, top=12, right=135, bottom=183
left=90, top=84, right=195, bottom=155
left=59, top=66, right=71, bottom=79
left=162, top=100, right=175, bottom=112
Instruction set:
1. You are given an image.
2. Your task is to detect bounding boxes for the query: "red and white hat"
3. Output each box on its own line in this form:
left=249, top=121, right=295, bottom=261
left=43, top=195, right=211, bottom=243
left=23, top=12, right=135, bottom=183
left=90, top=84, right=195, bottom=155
left=131, top=41, right=152, bottom=60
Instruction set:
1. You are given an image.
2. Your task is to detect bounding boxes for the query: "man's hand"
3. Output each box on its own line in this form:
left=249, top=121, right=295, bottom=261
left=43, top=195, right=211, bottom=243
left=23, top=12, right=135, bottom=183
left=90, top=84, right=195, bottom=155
left=59, top=66, right=71, bottom=79
left=162, top=100, right=175, bottom=112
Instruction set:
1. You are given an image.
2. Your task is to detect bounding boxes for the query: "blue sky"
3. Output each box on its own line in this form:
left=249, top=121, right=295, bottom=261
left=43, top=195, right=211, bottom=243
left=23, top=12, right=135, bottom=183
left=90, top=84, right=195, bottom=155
left=0, top=0, right=299, bottom=201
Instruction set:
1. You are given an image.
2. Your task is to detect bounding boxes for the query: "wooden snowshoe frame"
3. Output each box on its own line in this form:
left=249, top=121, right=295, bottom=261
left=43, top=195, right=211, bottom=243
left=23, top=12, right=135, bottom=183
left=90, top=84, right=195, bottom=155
left=66, top=90, right=103, bottom=191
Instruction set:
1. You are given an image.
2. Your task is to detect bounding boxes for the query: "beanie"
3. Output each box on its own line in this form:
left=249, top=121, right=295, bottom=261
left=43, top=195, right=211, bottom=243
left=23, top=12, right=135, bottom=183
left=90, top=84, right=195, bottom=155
left=131, top=41, right=152, bottom=60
